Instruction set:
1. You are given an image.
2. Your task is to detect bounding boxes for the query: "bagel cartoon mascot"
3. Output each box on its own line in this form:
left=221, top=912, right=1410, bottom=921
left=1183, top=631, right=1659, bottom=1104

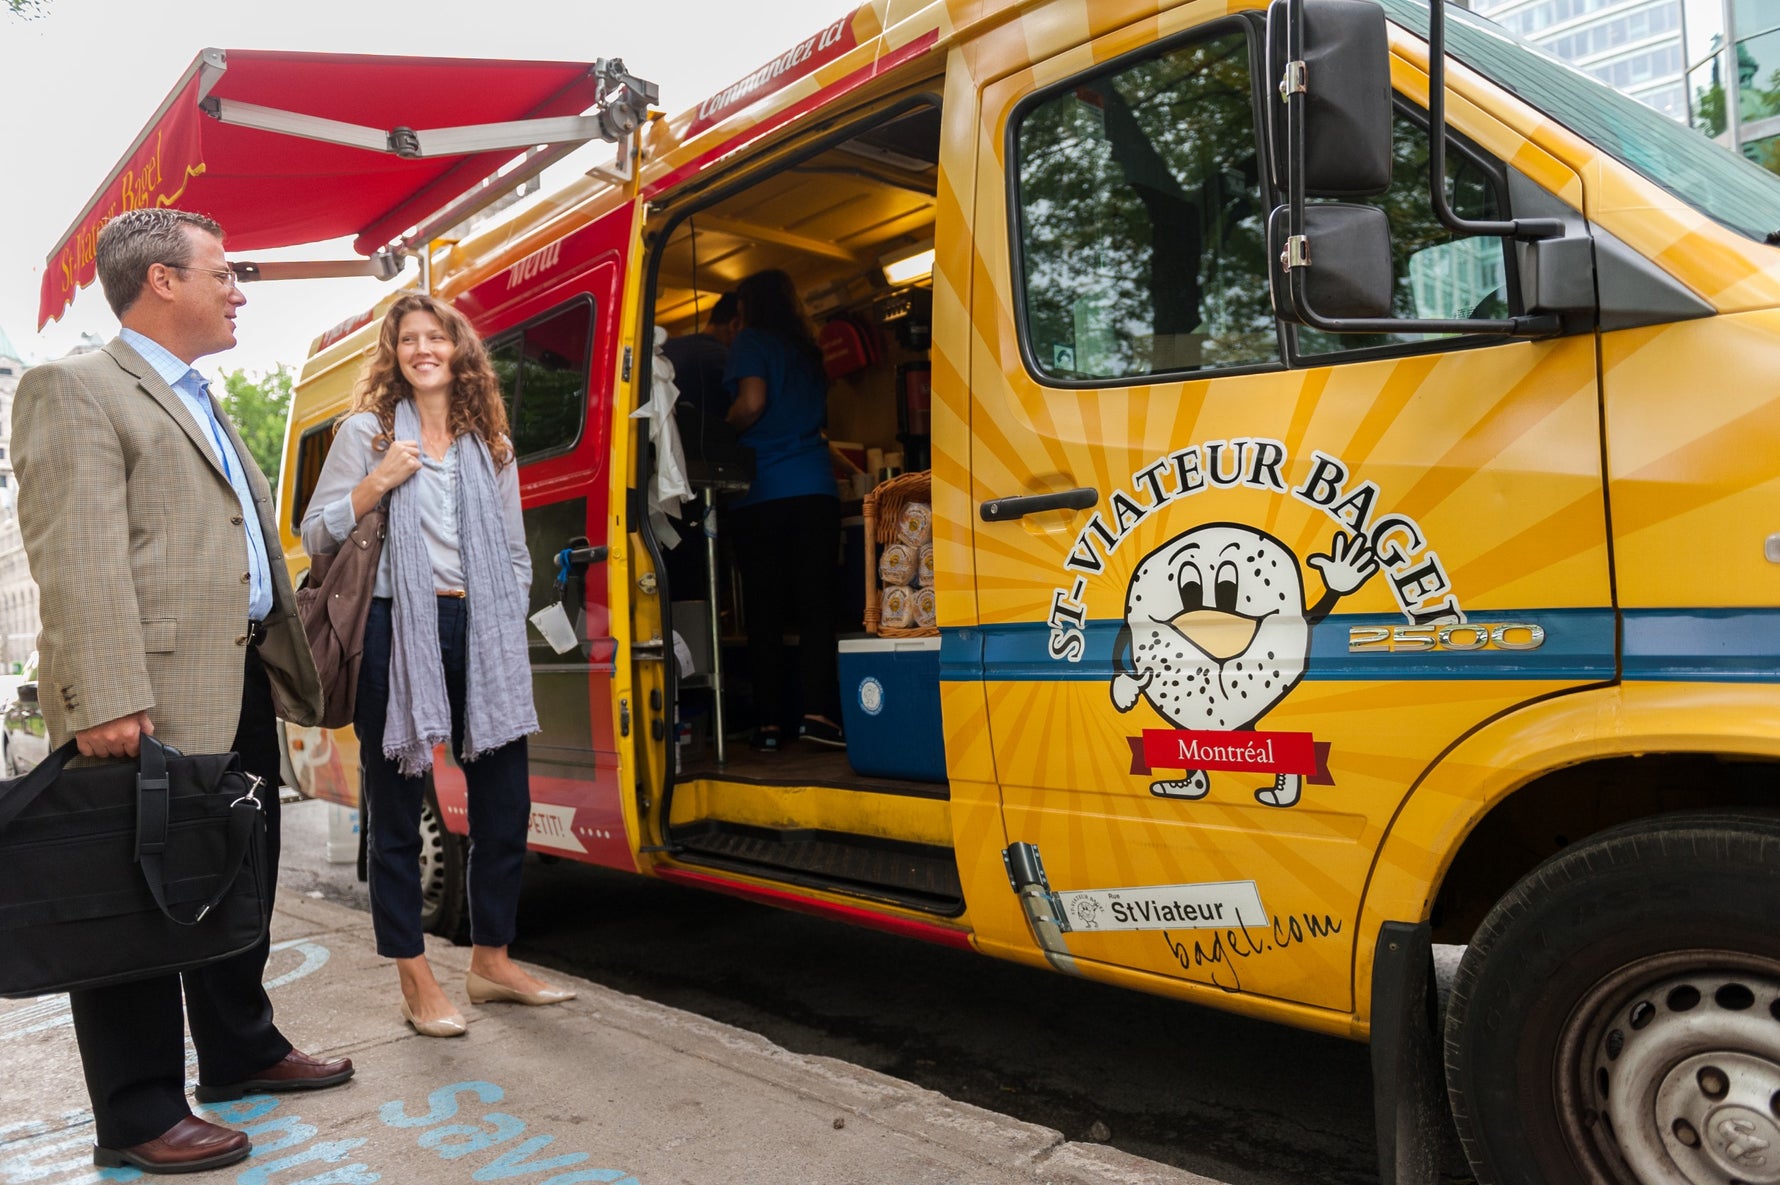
left=1111, top=523, right=1377, bottom=807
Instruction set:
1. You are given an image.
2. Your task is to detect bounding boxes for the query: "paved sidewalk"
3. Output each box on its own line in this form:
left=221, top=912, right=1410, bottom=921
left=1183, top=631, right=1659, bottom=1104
left=0, top=895, right=1223, bottom=1185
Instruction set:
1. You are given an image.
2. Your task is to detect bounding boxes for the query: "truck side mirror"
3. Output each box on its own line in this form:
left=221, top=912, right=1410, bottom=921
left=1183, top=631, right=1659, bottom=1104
left=1267, top=204, right=1395, bottom=321
left=16, top=682, right=36, bottom=705
left=1266, top=0, right=1393, bottom=198
left=1265, top=0, right=1569, bottom=336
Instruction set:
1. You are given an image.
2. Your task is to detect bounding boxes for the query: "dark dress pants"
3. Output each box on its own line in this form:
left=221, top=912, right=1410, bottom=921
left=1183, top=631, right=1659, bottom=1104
left=355, top=596, right=530, bottom=959
left=67, top=645, right=292, bottom=1149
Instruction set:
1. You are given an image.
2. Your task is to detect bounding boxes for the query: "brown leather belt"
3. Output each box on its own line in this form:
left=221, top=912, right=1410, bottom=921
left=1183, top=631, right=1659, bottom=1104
left=436, top=589, right=467, bottom=598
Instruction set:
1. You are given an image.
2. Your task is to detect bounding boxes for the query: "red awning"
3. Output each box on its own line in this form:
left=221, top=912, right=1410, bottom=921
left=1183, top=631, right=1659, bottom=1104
left=40, top=48, right=609, bottom=329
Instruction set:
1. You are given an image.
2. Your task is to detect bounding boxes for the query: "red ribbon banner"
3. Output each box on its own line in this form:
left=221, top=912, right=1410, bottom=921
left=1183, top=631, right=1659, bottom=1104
left=1128, top=729, right=1334, bottom=785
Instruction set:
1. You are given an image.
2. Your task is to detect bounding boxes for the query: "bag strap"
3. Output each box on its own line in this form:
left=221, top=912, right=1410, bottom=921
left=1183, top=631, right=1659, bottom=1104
left=134, top=736, right=263, bottom=927
left=0, top=739, right=82, bottom=831
left=311, top=501, right=387, bottom=586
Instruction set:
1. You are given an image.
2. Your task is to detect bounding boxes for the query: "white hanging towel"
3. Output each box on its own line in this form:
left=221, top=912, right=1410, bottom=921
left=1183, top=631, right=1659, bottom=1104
left=630, top=326, right=694, bottom=546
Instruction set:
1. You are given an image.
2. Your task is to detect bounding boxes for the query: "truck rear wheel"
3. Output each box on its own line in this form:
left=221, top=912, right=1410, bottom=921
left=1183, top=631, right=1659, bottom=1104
left=418, top=782, right=469, bottom=944
left=1444, top=812, right=1780, bottom=1185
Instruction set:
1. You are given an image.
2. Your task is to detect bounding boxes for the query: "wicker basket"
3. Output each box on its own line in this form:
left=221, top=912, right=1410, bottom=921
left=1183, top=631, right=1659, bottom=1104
left=862, top=470, right=936, bottom=638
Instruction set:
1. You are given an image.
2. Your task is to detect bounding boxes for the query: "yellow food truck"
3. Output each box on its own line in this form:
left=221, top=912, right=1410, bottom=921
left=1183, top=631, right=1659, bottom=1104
left=43, top=2, right=1780, bottom=1181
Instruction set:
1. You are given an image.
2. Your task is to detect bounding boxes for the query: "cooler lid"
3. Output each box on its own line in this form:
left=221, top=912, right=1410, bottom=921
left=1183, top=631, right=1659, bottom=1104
left=838, top=634, right=941, bottom=653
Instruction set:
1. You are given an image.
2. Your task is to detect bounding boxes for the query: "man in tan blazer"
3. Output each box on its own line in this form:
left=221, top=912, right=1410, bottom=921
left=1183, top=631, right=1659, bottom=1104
left=13, top=208, right=348, bottom=1174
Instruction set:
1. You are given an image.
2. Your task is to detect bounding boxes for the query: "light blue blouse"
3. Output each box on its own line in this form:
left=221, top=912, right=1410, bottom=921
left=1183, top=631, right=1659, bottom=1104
left=299, top=411, right=529, bottom=599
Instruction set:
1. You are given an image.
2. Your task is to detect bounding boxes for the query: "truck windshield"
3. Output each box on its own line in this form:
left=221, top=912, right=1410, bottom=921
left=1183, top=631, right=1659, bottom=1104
left=1377, top=0, right=1780, bottom=243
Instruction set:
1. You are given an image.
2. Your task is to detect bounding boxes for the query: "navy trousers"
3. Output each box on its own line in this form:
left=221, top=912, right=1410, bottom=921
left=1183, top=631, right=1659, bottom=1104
left=355, top=597, right=530, bottom=958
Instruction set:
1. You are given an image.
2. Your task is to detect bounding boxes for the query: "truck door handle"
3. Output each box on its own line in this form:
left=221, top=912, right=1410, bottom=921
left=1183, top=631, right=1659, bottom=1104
left=979, top=488, right=1098, bottom=523
left=556, top=544, right=609, bottom=568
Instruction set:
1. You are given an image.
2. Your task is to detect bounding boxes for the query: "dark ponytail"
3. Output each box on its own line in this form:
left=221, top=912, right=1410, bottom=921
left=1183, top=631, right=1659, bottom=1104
left=735, top=269, right=823, bottom=371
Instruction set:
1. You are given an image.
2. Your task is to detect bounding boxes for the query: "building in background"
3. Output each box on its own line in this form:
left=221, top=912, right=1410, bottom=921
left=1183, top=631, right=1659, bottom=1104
left=0, top=327, right=37, bottom=670
left=1472, top=0, right=1780, bottom=170
left=1683, top=0, right=1780, bottom=170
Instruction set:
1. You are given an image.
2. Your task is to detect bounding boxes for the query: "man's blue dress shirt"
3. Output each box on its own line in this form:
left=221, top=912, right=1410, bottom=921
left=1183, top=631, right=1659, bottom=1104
left=119, top=328, right=273, bottom=622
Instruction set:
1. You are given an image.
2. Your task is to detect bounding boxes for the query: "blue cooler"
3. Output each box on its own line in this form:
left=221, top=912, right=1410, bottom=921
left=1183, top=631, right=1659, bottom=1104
left=837, top=636, right=945, bottom=782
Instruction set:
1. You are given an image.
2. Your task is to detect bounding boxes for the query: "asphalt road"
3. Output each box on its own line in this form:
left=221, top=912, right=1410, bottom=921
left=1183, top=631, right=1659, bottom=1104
left=279, top=798, right=1395, bottom=1185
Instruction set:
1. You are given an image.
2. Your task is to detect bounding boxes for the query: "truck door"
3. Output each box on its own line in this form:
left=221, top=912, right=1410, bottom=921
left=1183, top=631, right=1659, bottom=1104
left=438, top=208, right=637, bottom=870
left=966, top=14, right=1612, bottom=1010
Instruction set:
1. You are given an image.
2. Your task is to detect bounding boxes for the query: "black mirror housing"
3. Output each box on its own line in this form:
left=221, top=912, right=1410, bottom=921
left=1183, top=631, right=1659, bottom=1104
left=1266, top=0, right=1394, bottom=197
left=16, top=682, right=37, bottom=705
left=1268, top=203, right=1395, bottom=322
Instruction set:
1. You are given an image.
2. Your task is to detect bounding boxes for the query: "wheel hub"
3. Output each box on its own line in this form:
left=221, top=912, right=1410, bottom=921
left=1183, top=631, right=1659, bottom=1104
left=1657, top=1054, right=1780, bottom=1184
left=1566, top=958, right=1780, bottom=1185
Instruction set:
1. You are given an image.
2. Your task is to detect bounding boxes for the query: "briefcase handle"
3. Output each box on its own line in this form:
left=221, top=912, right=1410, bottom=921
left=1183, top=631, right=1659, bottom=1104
left=0, top=737, right=185, bottom=829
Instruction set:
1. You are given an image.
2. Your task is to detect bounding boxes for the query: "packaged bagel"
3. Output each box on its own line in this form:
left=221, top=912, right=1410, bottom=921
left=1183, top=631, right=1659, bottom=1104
left=896, top=501, right=933, bottom=547
left=913, top=585, right=937, bottom=628
left=878, top=541, right=917, bottom=586
left=880, top=583, right=915, bottom=628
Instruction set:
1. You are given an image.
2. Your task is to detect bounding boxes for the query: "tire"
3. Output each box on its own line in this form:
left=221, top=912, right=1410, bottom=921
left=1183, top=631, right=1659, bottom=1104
left=416, top=782, right=469, bottom=945
left=1445, top=811, right=1780, bottom=1185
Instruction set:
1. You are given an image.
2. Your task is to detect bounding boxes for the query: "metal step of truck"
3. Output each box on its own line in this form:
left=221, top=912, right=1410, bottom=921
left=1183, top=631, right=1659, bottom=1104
left=667, top=820, right=964, bottom=915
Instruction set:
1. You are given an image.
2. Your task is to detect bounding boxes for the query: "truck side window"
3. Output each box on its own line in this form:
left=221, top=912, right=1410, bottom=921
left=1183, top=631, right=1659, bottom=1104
left=487, top=299, right=594, bottom=461
left=1294, top=109, right=1515, bottom=358
left=1013, top=26, right=1278, bottom=383
left=288, top=420, right=335, bottom=532
left=489, top=338, right=522, bottom=420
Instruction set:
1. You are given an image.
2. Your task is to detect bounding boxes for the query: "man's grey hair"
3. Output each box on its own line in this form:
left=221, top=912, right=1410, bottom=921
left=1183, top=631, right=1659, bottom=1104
left=95, top=208, right=224, bottom=319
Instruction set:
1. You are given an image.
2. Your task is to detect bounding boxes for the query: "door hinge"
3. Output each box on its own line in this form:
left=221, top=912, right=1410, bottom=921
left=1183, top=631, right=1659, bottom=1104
left=1279, top=60, right=1307, bottom=101
left=619, top=696, right=630, bottom=737
left=622, top=345, right=633, bottom=383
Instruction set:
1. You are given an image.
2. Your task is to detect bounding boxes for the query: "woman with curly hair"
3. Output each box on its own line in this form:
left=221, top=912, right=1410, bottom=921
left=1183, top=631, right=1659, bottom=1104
left=301, top=292, right=571, bottom=1037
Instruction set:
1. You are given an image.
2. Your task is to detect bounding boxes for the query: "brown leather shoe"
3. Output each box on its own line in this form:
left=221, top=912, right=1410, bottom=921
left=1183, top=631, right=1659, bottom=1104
left=93, top=1114, right=250, bottom=1174
left=192, top=1048, right=355, bottom=1103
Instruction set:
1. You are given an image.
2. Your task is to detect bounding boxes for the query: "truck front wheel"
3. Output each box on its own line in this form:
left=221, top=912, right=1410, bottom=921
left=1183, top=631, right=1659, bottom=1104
left=1445, top=812, right=1780, bottom=1185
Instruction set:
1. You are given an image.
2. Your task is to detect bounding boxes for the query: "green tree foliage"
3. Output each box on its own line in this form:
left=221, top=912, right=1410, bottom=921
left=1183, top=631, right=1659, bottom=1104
left=220, top=365, right=294, bottom=485
left=1015, top=30, right=1276, bottom=380
left=5, top=0, right=49, bottom=18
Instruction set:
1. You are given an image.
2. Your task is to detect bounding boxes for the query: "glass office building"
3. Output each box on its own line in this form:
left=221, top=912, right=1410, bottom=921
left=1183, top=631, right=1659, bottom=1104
left=1471, top=0, right=1780, bottom=170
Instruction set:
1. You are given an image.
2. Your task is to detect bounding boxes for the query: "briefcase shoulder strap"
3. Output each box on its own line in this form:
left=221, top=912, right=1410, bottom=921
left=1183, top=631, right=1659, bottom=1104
left=133, top=735, right=263, bottom=927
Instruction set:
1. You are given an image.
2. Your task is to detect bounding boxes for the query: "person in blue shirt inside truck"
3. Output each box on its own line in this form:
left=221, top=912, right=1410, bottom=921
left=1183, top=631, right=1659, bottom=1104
left=723, top=268, right=844, bottom=753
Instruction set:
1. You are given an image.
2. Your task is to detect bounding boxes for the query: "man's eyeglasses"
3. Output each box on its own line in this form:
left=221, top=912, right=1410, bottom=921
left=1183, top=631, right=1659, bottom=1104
left=161, top=263, right=240, bottom=289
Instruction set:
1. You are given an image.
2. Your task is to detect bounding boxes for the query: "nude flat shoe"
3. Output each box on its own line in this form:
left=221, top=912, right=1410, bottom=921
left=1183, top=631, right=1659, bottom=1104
left=400, top=997, right=467, bottom=1038
left=465, top=969, right=576, bottom=1006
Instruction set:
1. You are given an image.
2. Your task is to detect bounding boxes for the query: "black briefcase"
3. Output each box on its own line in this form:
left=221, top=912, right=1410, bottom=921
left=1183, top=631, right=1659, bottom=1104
left=0, top=735, right=269, bottom=999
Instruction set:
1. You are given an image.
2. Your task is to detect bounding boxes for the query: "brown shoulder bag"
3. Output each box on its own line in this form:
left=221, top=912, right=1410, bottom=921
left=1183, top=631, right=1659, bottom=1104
left=295, top=504, right=386, bottom=730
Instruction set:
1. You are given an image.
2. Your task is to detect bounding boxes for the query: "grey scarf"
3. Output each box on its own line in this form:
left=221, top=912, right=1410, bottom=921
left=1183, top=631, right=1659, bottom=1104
left=383, top=398, right=538, bottom=776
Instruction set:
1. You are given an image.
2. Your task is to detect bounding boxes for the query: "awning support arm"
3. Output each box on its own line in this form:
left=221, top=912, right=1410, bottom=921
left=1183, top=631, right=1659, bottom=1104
left=231, top=254, right=406, bottom=283
left=399, top=142, right=583, bottom=252
left=199, top=97, right=606, bottom=159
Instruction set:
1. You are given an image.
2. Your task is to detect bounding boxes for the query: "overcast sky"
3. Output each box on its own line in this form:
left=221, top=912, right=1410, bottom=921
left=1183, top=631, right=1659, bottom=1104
left=0, top=0, right=855, bottom=376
